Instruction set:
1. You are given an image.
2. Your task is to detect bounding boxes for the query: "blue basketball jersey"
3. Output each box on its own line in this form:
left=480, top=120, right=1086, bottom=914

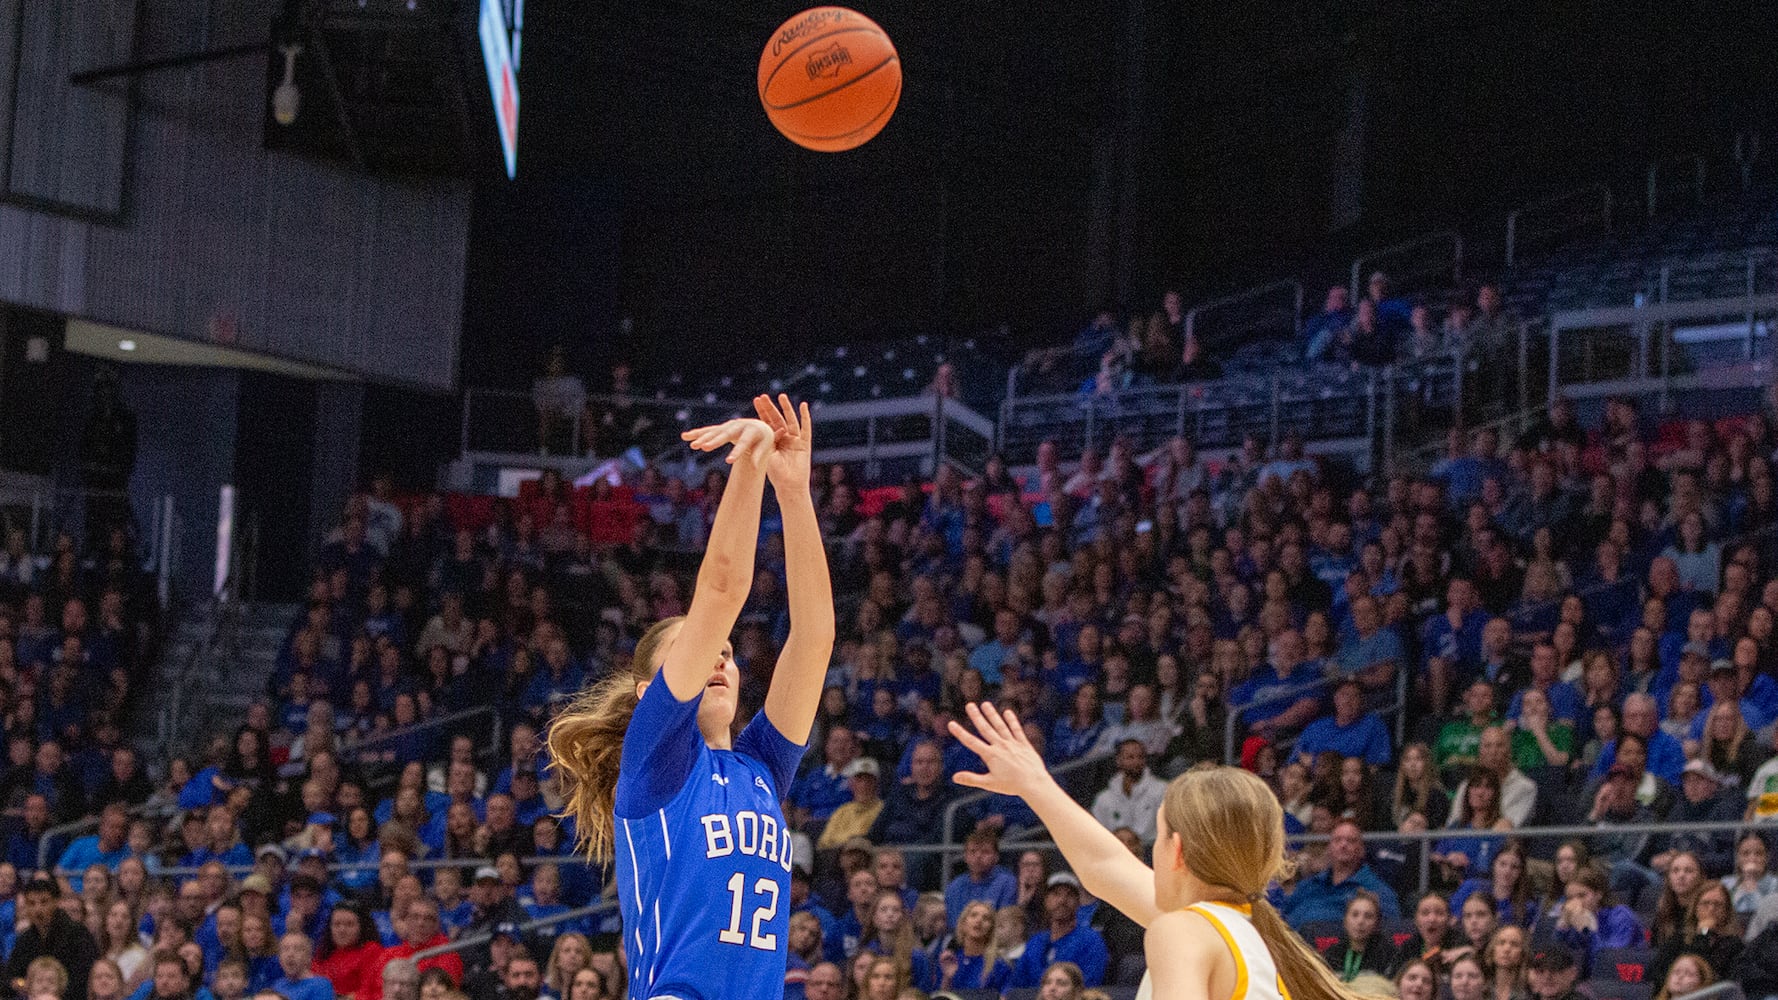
left=615, top=679, right=807, bottom=1000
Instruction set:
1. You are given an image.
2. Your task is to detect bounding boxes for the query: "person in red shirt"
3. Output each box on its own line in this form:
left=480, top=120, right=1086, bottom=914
left=366, top=900, right=461, bottom=1000
left=313, top=904, right=384, bottom=1000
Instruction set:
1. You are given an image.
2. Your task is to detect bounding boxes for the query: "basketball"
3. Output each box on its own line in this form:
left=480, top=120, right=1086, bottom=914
left=758, top=6, right=900, bottom=152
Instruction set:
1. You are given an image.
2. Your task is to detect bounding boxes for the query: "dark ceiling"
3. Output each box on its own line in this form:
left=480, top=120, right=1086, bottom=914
left=452, top=0, right=1776, bottom=387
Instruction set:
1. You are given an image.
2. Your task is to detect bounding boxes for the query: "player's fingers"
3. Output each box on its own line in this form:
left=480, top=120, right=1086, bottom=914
left=977, top=701, right=1015, bottom=742
left=1002, top=708, right=1028, bottom=745
left=777, top=394, right=799, bottom=432
left=799, top=402, right=813, bottom=441
left=962, top=703, right=1002, bottom=745
left=951, top=771, right=989, bottom=789
left=947, top=719, right=991, bottom=757
left=753, top=395, right=783, bottom=430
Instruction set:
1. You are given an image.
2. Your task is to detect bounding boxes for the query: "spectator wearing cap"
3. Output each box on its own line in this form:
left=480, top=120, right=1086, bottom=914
left=1006, top=873, right=1108, bottom=988
left=1088, top=740, right=1166, bottom=842
left=816, top=758, right=883, bottom=851
left=272, top=932, right=336, bottom=1000
left=1658, top=614, right=1726, bottom=693
left=791, top=727, right=862, bottom=830
left=1283, top=820, right=1402, bottom=928
left=367, top=899, right=460, bottom=1000
left=55, top=804, right=130, bottom=892
left=254, top=845, right=290, bottom=894
left=6, top=877, right=98, bottom=1000
left=1592, top=694, right=1688, bottom=784
left=460, top=868, right=527, bottom=974
left=1293, top=680, right=1393, bottom=767
left=943, top=831, right=1017, bottom=926
left=287, top=849, right=344, bottom=915
left=1694, top=658, right=1776, bottom=738
left=1524, top=947, right=1586, bottom=1000
left=280, top=875, right=331, bottom=943
left=1649, top=759, right=1742, bottom=875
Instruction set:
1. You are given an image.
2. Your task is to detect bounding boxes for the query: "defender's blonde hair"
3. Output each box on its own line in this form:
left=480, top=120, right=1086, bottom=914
left=1160, top=765, right=1375, bottom=1000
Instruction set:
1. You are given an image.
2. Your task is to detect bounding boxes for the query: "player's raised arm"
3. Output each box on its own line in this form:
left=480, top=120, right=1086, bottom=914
left=755, top=394, right=834, bottom=744
left=662, top=415, right=775, bottom=700
left=950, top=702, right=1164, bottom=928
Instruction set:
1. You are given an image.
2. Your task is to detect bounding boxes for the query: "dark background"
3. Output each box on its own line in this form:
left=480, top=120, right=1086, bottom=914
left=442, top=0, right=1770, bottom=401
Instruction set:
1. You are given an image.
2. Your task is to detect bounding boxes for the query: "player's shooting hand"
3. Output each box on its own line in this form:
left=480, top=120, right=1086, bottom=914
left=751, top=393, right=814, bottom=493
left=682, top=417, right=775, bottom=469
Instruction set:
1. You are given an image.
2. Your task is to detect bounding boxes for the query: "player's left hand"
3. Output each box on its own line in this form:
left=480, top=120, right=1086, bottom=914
left=752, top=393, right=814, bottom=493
left=682, top=417, right=775, bottom=468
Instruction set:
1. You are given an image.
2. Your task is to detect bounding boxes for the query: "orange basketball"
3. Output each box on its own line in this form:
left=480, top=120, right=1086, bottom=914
left=758, top=7, right=900, bottom=152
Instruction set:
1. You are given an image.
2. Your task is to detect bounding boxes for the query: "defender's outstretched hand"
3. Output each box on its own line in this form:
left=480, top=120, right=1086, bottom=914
left=948, top=702, right=1053, bottom=799
left=682, top=417, right=775, bottom=468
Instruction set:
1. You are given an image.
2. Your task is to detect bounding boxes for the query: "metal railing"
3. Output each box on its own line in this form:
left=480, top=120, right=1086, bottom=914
left=1183, top=280, right=1304, bottom=354
left=1505, top=183, right=1613, bottom=268
left=411, top=902, right=617, bottom=961
left=808, top=395, right=996, bottom=481
left=156, top=594, right=242, bottom=758
left=1646, top=153, right=1708, bottom=218
left=939, top=748, right=1112, bottom=884
left=1547, top=291, right=1778, bottom=407
left=461, top=388, right=745, bottom=460
left=1350, top=230, right=1464, bottom=303
left=327, top=706, right=504, bottom=775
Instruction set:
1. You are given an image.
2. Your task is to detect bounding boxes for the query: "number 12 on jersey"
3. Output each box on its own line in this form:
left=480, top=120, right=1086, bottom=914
left=719, top=873, right=780, bottom=950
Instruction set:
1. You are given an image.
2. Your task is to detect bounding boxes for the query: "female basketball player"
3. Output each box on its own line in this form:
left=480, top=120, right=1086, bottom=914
left=948, top=702, right=1369, bottom=1000
left=548, top=394, right=834, bottom=1000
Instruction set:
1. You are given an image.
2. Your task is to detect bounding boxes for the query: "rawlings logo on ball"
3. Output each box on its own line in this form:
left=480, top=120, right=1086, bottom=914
left=806, top=42, right=852, bottom=80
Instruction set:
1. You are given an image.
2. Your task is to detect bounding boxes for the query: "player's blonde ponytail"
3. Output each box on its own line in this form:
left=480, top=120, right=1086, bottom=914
left=546, top=616, right=683, bottom=864
left=1161, top=765, right=1381, bottom=1000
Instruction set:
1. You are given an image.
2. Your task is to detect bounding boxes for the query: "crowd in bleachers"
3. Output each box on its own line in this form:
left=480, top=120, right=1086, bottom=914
left=10, top=364, right=1778, bottom=1000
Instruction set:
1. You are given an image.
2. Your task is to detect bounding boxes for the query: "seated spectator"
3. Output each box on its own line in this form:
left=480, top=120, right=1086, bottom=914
left=1293, top=681, right=1392, bottom=767
left=271, top=933, right=334, bottom=1000
left=313, top=905, right=383, bottom=1000
left=1390, top=892, right=1463, bottom=974
left=1323, top=890, right=1397, bottom=982
left=1549, top=866, right=1644, bottom=976
left=8, top=877, right=98, bottom=1000
left=1303, top=286, right=1354, bottom=361
left=1006, top=874, right=1107, bottom=988
left=1592, top=694, right=1688, bottom=784
left=1228, top=629, right=1325, bottom=742
left=943, top=832, right=1017, bottom=926
left=1649, top=882, right=1740, bottom=989
left=816, top=759, right=884, bottom=851
left=792, top=728, right=863, bottom=830
left=1450, top=843, right=1537, bottom=929
left=1088, top=741, right=1166, bottom=842
left=1282, top=821, right=1402, bottom=928
left=1523, top=946, right=1585, bottom=1000
left=1433, top=769, right=1514, bottom=884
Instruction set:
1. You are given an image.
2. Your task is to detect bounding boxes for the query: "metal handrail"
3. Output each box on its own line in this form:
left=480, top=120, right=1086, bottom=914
left=1183, top=280, right=1304, bottom=350
left=410, top=902, right=616, bottom=961
left=1673, top=983, right=1745, bottom=1000
left=1222, top=676, right=1334, bottom=766
left=460, top=387, right=747, bottom=459
left=39, top=799, right=180, bottom=874
left=1350, top=230, right=1464, bottom=302
left=938, top=748, right=1112, bottom=885
left=1505, top=183, right=1613, bottom=268
left=337, top=706, right=502, bottom=762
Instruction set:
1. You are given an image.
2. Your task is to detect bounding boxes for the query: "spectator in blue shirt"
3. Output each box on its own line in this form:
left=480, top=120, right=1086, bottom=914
left=271, top=932, right=337, bottom=1000
left=1282, top=820, right=1402, bottom=928
left=1228, top=629, right=1326, bottom=741
left=1294, top=680, right=1393, bottom=766
left=1591, top=694, right=1687, bottom=783
left=968, top=610, right=1023, bottom=687
left=182, top=806, right=254, bottom=870
left=943, top=831, right=1018, bottom=926
left=1333, top=597, right=1404, bottom=696
left=1007, top=873, right=1109, bottom=987
left=1507, top=642, right=1583, bottom=725
left=55, top=804, right=130, bottom=891
left=790, top=727, right=862, bottom=827
left=1049, top=683, right=1107, bottom=764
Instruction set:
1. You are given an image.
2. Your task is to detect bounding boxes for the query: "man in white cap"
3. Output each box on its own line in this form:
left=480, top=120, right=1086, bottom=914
left=816, top=757, right=883, bottom=850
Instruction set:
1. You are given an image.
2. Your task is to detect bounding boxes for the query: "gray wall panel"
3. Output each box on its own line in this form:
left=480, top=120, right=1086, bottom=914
left=5, top=0, right=135, bottom=217
left=0, top=0, right=467, bottom=391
